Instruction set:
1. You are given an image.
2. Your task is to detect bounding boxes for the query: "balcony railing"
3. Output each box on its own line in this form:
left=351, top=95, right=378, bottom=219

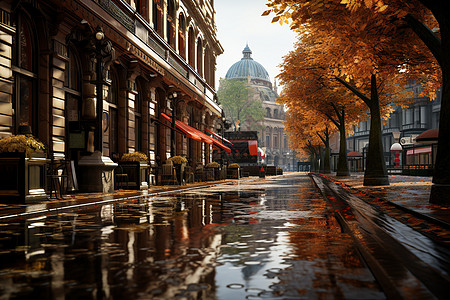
left=98, top=0, right=135, bottom=33
left=97, top=0, right=217, bottom=106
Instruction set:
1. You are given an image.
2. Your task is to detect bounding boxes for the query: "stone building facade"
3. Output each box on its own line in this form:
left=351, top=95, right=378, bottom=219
left=0, top=0, right=223, bottom=191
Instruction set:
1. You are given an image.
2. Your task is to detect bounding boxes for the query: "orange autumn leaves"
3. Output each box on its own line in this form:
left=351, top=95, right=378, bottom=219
left=264, top=0, right=440, bottom=157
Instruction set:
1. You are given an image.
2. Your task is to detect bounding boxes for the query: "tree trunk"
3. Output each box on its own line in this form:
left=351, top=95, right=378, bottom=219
left=336, top=123, right=350, bottom=176
left=364, top=74, right=389, bottom=186
left=430, top=13, right=450, bottom=203
left=323, top=133, right=331, bottom=174
left=319, top=147, right=324, bottom=173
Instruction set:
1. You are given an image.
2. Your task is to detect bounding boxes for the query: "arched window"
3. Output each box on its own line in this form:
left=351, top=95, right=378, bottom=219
left=196, top=37, right=203, bottom=76
left=266, top=108, right=271, bottom=118
left=204, top=45, right=210, bottom=84
left=178, top=13, right=186, bottom=59
left=136, top=0, right=149, bottom=22
left=188, top=27, right=195, bottom=68
left=153, top=1, right=162, bottom=35
left=12, top=12, right=37, bottom=134
left=274, top=109, right=278, bottom=119
left=166, top=0, right=176, bottom=48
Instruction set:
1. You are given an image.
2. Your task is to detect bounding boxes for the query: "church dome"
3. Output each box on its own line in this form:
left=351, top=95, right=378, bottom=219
left=225, top=45, right=270, bottom=82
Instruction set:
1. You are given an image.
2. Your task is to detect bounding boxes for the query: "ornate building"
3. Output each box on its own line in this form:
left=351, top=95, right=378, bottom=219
left=0, top=0, right=224, bottom=192
left=224, top=45, right=297, bottom=171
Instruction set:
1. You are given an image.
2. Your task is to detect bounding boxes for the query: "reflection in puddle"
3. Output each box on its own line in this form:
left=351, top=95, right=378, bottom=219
left=0, top=176, right=384, bottom=299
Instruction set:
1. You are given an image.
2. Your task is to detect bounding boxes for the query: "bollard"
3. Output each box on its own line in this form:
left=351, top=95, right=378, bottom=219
left=259, top=166, right=266, bottom=178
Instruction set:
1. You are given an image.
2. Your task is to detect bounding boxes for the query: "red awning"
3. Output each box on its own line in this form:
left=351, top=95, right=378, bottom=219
left=161, top=113, right=203, bottom=143
left=407, top=146, right=432, bottom=155
left=415, top=128, right=439, bottom=143
left=160, top=113, right=230, bottom=152
left=347, top=151, right=363, bottom=157
left=212, top=139, right=231, bottom=153
left=205, top=128, right=233, bottom=145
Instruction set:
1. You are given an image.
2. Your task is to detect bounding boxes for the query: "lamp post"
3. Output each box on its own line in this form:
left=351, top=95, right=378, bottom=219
left=168, top=91, right=178, bottom=157
left=95, top=27, right=105, bottom=153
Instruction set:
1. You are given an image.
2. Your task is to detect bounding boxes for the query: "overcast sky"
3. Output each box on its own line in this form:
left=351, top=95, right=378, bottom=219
left=214, top=0, right=297, bottom=89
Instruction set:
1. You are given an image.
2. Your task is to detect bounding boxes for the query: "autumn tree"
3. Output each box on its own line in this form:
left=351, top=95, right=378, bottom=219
left=265, top=0, right=436, bottom=186
left=217, top=79, right=265, bottom=131
left=276, top=33, right=409, bottom=180
left=264, top=0, right=449, bottom=201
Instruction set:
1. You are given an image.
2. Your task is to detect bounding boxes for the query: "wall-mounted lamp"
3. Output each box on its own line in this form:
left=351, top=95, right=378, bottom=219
left=168, top=92, right=178, bottom=99
left=95, top=31, right=104, bottom=41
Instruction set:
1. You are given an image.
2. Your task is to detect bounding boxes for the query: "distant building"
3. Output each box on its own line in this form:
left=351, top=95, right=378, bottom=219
left=223, top=45, right=297, bottom=171
left=344, top=82, right=440, bottom=173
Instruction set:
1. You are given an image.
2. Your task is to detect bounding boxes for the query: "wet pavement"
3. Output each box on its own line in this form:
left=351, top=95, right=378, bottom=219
left=311, top=173, right=450, bottom=299
left=0, top=174, right=385, bottom=299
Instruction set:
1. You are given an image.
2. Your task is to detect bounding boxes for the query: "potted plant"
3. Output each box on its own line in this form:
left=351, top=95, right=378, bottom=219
left=205, top=161, right=220, bottom=180
left=168, top=156, right=188, bottom=184
left=118, top=152, right=149, bottom=190
left=0, top=134, right=48, bottom=203
left=227, top=163, right=240, bottom=179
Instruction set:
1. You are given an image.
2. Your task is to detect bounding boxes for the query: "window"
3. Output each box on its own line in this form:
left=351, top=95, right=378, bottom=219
left=135, top=81, right=143, bottom=152
left=204, top=46, right=210, bottom=84
left=273, top=136, right=278, bottom=148
left=153, top=1, right=162, bottom=35
left=420, top=106, right=427, bottom=126
left=196, top=38, right=203, bottom=76
left=12, top=14, right=37, bottom=134
left=149, top=98, right=157, bottom=162
left=188, top=27, right=195, bottom=68
left=178, top=13, right=186, bottom=59
left=166, top=0, right=176, bottom=48
left=106, top=68, right=119, bottom=157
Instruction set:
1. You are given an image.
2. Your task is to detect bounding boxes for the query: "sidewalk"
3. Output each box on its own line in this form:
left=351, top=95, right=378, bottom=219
left=0, top=178, right=245, bottom=221
left=316, top=173, right=450, bottom=226
left=310, top=172, right=450, bottom=299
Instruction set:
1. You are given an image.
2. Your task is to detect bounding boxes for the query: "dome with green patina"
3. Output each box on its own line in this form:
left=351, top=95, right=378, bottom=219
left=225, top=45, right=270, bottom=82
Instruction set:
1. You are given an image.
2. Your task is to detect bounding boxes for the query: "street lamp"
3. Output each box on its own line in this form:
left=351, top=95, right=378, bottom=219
left=95, top=26, right=105, bottom=153
left=168, top=91, right=178, bottom=157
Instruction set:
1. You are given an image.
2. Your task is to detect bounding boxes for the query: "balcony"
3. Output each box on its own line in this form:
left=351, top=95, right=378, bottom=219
left=97, top=0, right=217, bottom=105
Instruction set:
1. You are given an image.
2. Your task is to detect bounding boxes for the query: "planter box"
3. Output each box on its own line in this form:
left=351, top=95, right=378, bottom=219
left=117, top=161, right=149, bottom=190
left=0, top=152, right=48, bottom=203
left=227, top=168, right=240, bottom=179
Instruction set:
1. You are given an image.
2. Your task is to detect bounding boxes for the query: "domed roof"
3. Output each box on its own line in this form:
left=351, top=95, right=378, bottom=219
left=225, top=45, right=270, bottom=82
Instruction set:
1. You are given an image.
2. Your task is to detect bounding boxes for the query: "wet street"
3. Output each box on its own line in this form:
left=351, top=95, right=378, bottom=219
left=0, top=174, right=385, bottom=299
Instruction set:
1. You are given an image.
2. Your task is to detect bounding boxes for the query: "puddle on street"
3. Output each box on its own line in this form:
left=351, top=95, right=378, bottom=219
left=0, top=175, right=384, bottom=299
